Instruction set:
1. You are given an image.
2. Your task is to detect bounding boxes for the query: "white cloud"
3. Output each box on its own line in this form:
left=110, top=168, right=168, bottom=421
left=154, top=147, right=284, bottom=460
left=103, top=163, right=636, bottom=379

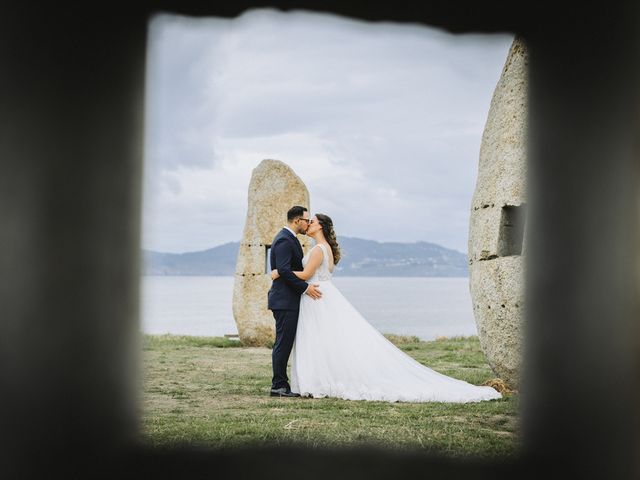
left=142, top=8, right=514, bottom=253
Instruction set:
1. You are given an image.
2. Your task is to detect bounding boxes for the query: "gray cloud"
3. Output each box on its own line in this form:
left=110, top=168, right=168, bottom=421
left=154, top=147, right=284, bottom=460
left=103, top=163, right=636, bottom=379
left=142, top=9, right=513, bottom=253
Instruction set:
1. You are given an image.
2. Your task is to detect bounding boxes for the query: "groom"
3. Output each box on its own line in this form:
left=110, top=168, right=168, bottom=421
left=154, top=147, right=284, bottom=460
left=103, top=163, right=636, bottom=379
left=268, top=205, right=322, bottom=397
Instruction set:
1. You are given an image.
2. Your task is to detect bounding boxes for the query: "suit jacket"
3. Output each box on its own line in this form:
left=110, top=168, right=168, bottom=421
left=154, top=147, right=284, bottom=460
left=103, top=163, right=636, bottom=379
left=267, top=228, right=309, bottom=311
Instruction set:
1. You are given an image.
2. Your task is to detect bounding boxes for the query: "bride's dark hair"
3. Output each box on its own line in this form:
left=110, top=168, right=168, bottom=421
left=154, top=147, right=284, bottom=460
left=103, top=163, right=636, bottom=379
left=315, top=213, right=341, bottom=265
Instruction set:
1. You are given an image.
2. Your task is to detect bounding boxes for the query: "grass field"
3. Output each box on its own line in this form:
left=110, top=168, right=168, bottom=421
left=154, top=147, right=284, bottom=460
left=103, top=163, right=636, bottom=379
left=141, top=334, right=519, bottom=459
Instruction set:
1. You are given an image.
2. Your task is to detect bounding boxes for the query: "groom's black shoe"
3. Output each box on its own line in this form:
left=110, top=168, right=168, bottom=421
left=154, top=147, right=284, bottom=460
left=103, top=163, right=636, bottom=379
left=270, top=387, right=301, bottom=397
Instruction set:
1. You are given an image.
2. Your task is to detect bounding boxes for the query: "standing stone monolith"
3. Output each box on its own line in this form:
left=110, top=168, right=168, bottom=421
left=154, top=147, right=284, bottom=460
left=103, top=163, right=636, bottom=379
left=233, top=159, right=310, bottom=346
left=468, top=37, right=527, bottom=388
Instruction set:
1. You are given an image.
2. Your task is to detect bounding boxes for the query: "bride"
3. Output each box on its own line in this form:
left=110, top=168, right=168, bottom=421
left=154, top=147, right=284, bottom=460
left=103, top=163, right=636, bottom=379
left=271, top=213, right=502, bottom=403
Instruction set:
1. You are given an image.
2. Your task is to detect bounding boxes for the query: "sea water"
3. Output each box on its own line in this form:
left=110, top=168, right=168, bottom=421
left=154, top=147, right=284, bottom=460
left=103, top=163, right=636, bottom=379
left=140, top=276, right=478, bottom=341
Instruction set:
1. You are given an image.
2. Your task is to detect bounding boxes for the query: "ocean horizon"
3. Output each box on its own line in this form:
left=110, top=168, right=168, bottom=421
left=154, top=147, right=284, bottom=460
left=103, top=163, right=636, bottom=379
left=140, top=276, right=479, bottom=341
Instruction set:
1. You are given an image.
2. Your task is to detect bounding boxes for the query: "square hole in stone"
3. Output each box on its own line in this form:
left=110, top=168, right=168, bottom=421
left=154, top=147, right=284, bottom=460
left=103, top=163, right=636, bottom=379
left=498, top=204, right=526, bottom=256
left=265, top=244, right=272, bottom=274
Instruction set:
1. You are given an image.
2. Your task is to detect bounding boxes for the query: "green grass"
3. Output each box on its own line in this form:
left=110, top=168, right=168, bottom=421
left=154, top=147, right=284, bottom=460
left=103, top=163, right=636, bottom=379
left=141, top=334, right=519, bottom=459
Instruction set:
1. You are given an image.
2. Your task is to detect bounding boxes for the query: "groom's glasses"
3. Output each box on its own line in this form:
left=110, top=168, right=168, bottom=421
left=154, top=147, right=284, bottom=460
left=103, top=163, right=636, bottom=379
left=299, top=218, right=311, bottom=224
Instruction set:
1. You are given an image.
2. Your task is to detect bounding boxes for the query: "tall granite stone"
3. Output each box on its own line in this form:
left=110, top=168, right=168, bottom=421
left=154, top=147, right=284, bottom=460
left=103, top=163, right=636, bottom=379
left=468, top=38, right=527, bottom=388
left=233, top=159, right=310, bottom=346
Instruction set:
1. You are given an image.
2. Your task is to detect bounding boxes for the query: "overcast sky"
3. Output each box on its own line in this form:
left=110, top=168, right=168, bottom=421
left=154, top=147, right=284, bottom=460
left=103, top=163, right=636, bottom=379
left=142, top=9, right=514, bottom=254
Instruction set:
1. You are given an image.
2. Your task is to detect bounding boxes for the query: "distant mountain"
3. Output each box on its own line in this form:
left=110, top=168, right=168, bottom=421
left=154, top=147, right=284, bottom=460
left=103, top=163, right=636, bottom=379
left=331, top=237, right=468, bottom=277
left=143, top=241, right=239, bottom=276
left=142, top=236, right=469, bottom=277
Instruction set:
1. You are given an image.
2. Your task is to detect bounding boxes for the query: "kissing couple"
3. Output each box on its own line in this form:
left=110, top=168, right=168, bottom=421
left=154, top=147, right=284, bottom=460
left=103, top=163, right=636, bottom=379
left=267, top=206, right=501, bottom=403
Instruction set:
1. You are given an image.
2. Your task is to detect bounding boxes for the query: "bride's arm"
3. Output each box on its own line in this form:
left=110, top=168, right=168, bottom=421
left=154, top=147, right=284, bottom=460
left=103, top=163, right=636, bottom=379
left=271, top=269, right=297, bottom=280
left=293, top=247, right=323, bottom=280
left=270, top=247, right=323, bottom=281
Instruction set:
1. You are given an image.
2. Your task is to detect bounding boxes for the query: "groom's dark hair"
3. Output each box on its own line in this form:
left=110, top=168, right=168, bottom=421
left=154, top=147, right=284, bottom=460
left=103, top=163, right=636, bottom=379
left=287, top=206, right=307, bottom=222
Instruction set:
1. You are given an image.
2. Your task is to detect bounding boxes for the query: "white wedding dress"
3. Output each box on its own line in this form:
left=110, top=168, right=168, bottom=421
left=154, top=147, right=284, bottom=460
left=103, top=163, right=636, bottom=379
left=290, top=243, right=502, bottom=403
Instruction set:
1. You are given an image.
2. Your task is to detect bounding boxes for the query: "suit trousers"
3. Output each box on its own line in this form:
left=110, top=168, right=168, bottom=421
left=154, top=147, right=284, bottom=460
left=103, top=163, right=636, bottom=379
left=271, top=309, right=299, bottom=390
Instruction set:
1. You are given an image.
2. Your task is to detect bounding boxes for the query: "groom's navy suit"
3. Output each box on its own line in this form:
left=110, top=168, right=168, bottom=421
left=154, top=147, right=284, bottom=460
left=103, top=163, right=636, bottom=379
left=268, top=228, right=309, bottom=391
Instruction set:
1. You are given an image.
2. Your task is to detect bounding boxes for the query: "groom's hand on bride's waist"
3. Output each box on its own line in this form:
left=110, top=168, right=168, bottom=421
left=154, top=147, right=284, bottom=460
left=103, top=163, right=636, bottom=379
left=305, top=283, right=322, bottom=300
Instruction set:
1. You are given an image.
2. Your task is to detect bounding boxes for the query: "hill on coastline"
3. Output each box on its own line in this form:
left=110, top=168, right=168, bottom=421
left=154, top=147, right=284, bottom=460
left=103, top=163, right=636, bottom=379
left=142, top=236, right=468, bottom=277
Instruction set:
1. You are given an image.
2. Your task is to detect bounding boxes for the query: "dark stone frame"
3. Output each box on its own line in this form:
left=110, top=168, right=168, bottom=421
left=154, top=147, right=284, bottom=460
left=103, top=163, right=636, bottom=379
left=1, top=2, right=638, bottom=479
